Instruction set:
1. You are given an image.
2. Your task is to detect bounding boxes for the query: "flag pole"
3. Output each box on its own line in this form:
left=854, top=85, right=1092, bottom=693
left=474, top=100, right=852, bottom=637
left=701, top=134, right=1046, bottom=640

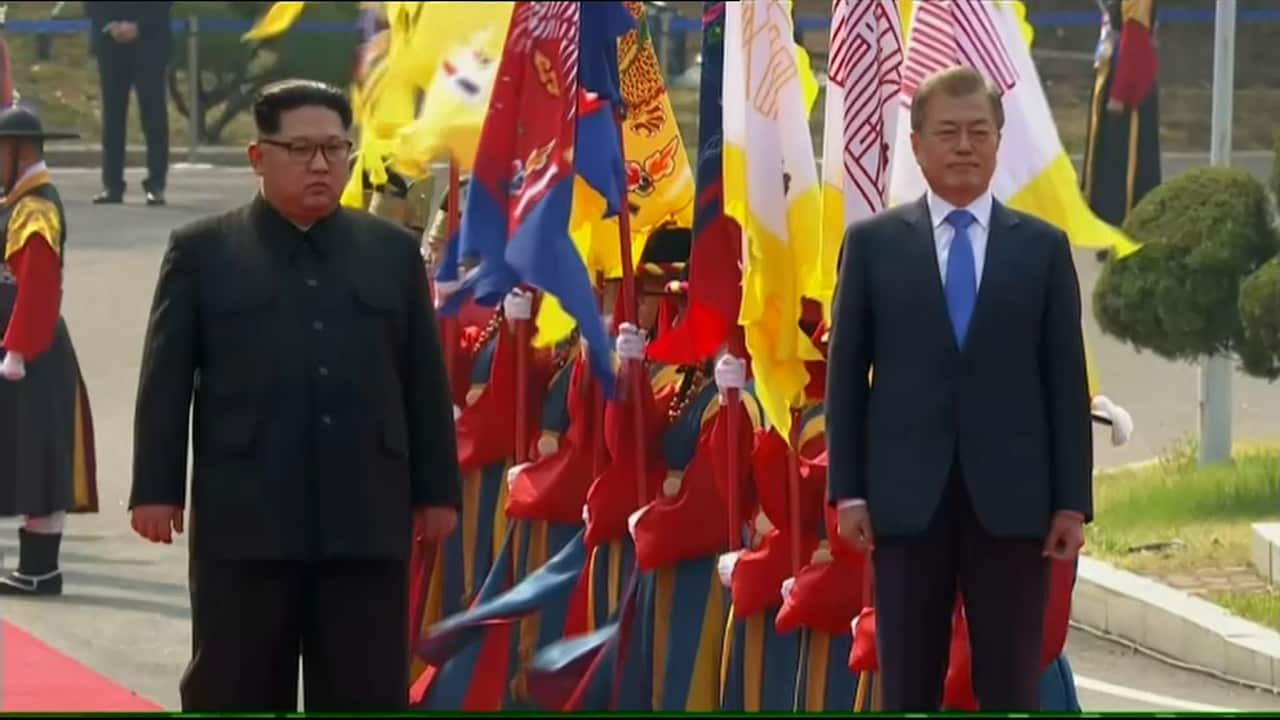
left=725, top=325, right=747, bottom=553
left=612, top=106, right=648, bottom=508
left=442, top=160, right=462, bottom=386
left=787, top=408, right=802, bottom=575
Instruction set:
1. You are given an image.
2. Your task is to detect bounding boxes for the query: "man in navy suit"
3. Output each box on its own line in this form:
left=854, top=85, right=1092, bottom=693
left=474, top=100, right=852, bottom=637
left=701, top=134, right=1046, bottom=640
left=825, top=66, right=1092, bottom=712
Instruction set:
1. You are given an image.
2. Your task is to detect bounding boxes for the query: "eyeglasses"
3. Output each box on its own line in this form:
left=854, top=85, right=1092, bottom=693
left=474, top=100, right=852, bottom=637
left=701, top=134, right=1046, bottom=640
left=258, top=138, right=354, bottom=164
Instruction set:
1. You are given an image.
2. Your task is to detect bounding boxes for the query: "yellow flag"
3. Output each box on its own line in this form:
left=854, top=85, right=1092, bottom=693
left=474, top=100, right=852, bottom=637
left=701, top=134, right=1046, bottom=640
left=724, top=0, right=823, bottom=444
left=243, top=1, right=306, bottom=42
left=387, top=4, right=513, bottom=180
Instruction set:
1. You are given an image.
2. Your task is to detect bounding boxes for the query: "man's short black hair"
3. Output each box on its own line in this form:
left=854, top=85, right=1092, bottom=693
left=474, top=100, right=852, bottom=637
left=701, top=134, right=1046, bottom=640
left=253, top=79, right=353, bottom=136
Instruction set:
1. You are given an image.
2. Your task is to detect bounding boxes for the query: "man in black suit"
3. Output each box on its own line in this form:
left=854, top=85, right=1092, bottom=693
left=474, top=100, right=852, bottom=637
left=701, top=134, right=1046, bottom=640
left=128, top=79, right=462, bottom=711
left=825, top=66, right=1092, bottom=711
left=85, top=1, right=173, bottom=205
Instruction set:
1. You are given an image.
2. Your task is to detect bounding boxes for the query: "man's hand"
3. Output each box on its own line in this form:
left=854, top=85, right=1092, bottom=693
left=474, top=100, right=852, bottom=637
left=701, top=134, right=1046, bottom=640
left=1105, top=97, right=1125, bottom=114
left=1043, top=511, right=1085, bottom=561
left=131, top=504, right=184, bottom=544
left=414, top=506, right=459, bottom=545
left=836, top=504, right=875, bottom=553
left=110, top=21, right=139, bottom=43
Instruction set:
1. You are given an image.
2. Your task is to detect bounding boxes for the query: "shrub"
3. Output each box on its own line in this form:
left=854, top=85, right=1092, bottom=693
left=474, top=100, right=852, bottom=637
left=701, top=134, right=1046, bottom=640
left=1239, top=256, right=1280, bottom=380
left=1093, top=166, right=1280, bottom=364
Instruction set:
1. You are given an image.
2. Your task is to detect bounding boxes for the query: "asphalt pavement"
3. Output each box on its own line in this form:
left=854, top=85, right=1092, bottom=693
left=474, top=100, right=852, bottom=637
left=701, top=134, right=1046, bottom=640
left=0, top=157, right=1278, bottom=711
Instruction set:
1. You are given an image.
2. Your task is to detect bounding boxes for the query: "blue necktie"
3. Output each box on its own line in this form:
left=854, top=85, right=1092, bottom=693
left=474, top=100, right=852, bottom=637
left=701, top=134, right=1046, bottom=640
left=943, top=209, right=977, bottom=347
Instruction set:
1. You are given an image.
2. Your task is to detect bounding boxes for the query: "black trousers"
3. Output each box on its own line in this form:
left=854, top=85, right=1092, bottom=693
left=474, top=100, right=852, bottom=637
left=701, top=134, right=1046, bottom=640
left=96, top=46, right=169, bottom=194
left=180, top=556, right=409, bottom=712
left=871, top=460, right=1048, bottom=712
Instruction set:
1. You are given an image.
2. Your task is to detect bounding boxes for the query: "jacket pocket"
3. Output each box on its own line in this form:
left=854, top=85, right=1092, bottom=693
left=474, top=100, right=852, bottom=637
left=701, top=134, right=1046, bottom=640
left=353, top=282, right=398, bottom=314
left=382, top=418, right=409, bottom=459
left=196, top=407, right=259, bottom=460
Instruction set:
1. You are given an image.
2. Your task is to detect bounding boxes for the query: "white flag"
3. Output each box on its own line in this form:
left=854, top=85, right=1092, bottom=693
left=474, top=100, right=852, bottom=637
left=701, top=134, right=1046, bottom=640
left=813, top=0, right=904, bottom=319
left=723, top=0, right=823, bottom=444
left=888, top=0, right=1138, bottom=256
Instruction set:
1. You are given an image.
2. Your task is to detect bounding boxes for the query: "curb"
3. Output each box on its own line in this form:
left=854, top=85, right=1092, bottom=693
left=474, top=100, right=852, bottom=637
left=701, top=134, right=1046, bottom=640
left=43, top=144, right=246, bottom=169
left=1072, top=555, right=1280, bottom=692
left=1251, top=523, right=1280, bottom=587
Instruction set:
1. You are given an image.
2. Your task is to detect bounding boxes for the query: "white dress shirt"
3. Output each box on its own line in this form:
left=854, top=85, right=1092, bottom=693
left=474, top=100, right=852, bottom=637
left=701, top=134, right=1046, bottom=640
left=836, top=189, right=995, bottom=512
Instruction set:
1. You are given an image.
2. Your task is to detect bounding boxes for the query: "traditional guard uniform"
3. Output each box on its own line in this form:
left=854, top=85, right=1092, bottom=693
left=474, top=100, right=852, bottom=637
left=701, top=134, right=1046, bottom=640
left=723, top=321, right=842, bottom=712
left=415, top=229, right=692, bottom=711
left=1082, top=0, right=1161, bottom=229
left=0, top=106, right=97, bottom=596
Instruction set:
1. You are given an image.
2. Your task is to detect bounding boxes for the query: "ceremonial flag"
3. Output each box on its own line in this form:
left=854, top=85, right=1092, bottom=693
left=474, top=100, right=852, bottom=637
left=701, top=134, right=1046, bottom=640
left=888, top=1, right=1139, bottom=258
left=242, top=1, right=306, bottom=42
left=723, top=0, right=823, bottom=445
left=811, top=0, right=903, bottom=323
left=388, top=4, right=514, bottom=179
left=447, top=1, right=633, bottom=395
left=646, top=1, right=741, bottom=366
left=532, top=0, right=695, bottom=348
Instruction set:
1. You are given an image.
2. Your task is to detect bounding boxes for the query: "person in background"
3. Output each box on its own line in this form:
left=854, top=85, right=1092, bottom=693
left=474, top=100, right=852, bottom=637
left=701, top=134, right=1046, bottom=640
left=128, top=79, right=461, bottom=712
left=0, top=105, right=98, bottom=596
left=1081, top=0, right=1161, bottom=260
left=86, top=1, right=173, bottom=206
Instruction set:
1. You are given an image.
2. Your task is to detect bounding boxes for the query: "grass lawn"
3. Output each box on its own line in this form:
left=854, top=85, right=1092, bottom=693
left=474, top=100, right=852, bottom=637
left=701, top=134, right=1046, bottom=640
left=1086, top=440, right=1280, bottom=631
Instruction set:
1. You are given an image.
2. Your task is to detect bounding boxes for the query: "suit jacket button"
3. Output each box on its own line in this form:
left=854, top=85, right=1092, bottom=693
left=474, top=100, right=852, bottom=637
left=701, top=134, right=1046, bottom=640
left=320, top=414, right=333, bottom=426
left=305, top=278, right=319, bottom=288
left=312, top=320, right=325, bottom=331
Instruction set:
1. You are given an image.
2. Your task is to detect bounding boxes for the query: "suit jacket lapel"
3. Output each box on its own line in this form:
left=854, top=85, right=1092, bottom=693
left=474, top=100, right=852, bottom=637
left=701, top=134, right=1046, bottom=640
left=964, top=199, right=1022, bottom=357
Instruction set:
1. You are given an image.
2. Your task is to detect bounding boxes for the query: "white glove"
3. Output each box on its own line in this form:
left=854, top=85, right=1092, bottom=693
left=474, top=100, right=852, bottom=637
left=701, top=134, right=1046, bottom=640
left=718, top=551, right=742, bottom=588
left=581, top=503, right=591, bottom=525
left=627, top=505, right=648, bottom=540
left=1, top=351, right=25, bottom=381
left=714, top=353, right=746, bottom=393
left=536, top=432, right=560, bottom=458
left=506, top=462, right=532, bottom=490
left=1092, top=395, right=1135, bottom=447
left=615, top=322, right=646, bottom=361
left=434, top=279, right=461, bottom=308
left=452, top=404, right=462, bottom=421
left=781, top=576, right=796, bottom=603
left=503, top=288, right=534, bottom=321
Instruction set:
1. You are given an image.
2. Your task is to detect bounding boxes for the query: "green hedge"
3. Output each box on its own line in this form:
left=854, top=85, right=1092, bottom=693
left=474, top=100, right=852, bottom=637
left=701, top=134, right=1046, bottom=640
left=1239, top=255, right=1280, bottom=380
left=1093, top=166, right=1280, bottom=365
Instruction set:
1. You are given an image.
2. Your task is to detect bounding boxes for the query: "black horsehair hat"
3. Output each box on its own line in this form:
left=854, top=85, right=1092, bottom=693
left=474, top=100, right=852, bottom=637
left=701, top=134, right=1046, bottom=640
left=0, top=105, right=81, bottom=142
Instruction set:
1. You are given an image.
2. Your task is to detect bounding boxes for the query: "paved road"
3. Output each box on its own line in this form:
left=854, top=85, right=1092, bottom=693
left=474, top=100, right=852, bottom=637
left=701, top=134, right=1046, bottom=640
left=0, top=157, right=1278, bottom=711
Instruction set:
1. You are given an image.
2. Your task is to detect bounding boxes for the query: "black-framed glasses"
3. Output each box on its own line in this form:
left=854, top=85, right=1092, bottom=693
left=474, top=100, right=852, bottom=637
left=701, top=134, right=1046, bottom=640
left=259, top=138, right=354, bottom=164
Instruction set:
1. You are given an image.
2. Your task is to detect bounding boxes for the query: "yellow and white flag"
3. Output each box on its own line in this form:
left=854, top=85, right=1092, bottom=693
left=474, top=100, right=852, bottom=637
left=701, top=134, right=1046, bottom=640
left=889, top=0, right=1139, bottom=257
left=724, top=0, right=823, bottom=443
left=243, top=1, right=306, bottom=42
left=387, top=4, right=513, bottom=180
left=813, top=0, right=904, bottom=322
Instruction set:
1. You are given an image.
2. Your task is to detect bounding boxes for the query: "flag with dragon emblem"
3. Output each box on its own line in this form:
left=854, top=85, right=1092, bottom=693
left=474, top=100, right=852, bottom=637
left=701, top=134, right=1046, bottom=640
left=532, top=0, right=694, bottom=347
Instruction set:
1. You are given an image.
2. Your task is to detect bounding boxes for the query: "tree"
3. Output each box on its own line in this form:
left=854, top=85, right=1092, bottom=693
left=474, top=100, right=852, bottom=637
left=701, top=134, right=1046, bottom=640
left=166, top=2, right=360, bottom=143
left=1092, top=166, right=1280, bottom=374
